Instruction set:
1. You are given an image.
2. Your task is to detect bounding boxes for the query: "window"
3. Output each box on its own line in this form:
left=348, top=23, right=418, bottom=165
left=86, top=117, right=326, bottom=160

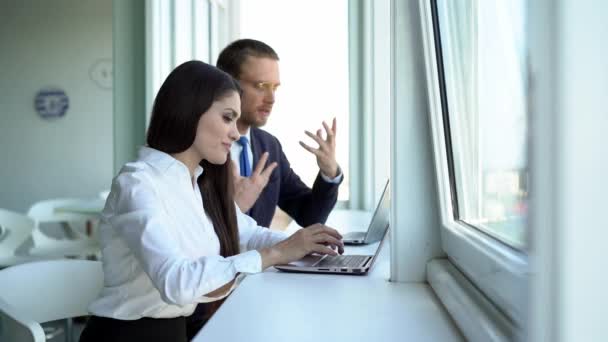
left=146, top=0, right=232, bottom=123
left=436, top=0, right=528, bottom=249
left=422, top=0, right=529, bottom=331
left=238, top=0, right=351, bottom=202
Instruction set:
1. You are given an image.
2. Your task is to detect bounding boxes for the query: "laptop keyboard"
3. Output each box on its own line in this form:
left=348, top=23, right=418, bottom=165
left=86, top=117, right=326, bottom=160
left=316, top=255, right=369, bottom=268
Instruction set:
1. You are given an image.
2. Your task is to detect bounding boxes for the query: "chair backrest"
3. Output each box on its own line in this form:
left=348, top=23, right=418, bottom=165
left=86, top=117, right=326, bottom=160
left=98, top=190, right=110, bottom=200
left=0, top=209, right=36, bottom=262
left=27, top=198, right=101, bottom=247
left=27, top=198, right=97, bottom=224
left=0, top=297, right=45, bottom=342
left=0, top=259, right=103, bottom=341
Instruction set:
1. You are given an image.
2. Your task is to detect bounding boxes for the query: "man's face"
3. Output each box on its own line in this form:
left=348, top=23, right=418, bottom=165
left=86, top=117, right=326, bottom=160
left=237, top=56, right=280, bottom=132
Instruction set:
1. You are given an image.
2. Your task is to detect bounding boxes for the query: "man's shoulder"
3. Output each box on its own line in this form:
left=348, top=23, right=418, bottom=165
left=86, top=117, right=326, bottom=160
left=251, top=127, right=281, bottom=146
left=251, top=127, right=288, bottom=167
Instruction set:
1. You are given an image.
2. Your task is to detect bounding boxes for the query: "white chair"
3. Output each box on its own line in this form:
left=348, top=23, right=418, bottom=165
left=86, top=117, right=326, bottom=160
left=26, top=199, right=100, bottom=259
left=98, top=190, right=110, bottom=200
left=0, top=259, right=103, bottom=342
left=0, top=209, right=44, bottom=268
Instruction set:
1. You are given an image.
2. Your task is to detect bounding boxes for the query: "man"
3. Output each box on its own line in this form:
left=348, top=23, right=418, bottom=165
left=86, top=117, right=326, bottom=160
left=216, top=38, right=343, bottom=228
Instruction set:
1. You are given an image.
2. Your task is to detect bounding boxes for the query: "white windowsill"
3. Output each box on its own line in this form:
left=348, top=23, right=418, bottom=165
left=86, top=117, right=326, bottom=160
left=428, top=258, right=521, bottom=342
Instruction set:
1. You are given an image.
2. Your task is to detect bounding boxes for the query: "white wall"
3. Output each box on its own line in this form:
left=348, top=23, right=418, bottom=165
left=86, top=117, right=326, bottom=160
left=529, top=0, right=608, bottom=341
left=390, top=0, right=443, bottom=282
left=372, top=0, right=391, bottom=204
left=0, top=0, right=113, bottom=212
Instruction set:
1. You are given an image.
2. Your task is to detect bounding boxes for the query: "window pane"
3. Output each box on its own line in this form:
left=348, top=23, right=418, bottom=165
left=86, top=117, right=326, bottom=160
left=239, top=0, right=350, bottom=201
left=436, top=0, right=528, bottom=248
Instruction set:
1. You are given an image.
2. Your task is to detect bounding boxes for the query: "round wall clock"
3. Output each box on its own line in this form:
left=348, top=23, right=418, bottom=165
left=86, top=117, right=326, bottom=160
left=89, top=58, right=113, bottom=90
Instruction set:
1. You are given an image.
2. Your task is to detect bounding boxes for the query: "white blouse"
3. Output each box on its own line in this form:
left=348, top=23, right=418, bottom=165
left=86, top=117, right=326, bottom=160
left=88, top=147, right=288, bottom=320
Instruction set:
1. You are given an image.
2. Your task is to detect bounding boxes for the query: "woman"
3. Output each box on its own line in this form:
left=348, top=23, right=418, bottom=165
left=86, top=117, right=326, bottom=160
left=79, top=61, right=343, bottom=342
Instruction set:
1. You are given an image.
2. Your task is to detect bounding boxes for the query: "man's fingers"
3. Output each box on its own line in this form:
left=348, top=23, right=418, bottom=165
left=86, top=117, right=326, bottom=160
left=261, top=162, right=278, bottom=178
left=253, top=152, right=269, bottom=175
left=304, top=130, right=323, bottom=146
left=322, top=121, right=334, bottom=141
left=332, top=117, right=337, bottom=135
left=305, top=130, right=330, bottom=152
left=299, top=141, right=320, bottom=156
left=231, top=161, right=241, bottom=178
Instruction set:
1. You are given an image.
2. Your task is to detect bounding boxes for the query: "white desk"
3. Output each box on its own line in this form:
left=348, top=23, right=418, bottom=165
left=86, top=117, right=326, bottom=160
left=194, top=210, right=463, bottom=342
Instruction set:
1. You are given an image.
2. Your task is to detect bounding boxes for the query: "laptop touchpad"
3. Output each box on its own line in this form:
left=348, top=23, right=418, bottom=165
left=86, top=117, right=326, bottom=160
left=287, top=254, right=324, bottom=267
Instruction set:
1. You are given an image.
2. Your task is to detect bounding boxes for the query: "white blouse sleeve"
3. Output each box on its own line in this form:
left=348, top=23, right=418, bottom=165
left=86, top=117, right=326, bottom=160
left=106, top=172, right=262, bottom=306
left=235, top=204, right=289, bottom=252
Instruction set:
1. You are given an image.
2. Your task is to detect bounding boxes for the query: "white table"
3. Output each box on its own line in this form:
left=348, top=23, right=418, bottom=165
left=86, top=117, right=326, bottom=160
left=194, top=210, right=463, bottom=342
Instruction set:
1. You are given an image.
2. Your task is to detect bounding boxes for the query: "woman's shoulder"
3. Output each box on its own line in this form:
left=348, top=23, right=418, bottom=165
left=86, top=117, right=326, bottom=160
left=111, top=160, right=161, bottom=192
left=103, top=161, right=163, bottom=216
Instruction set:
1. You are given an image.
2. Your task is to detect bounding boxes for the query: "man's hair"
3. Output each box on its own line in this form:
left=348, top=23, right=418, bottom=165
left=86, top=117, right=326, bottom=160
left=216, top=39, right=279, bottom=78
left=146, top=60, right=241, bottom=259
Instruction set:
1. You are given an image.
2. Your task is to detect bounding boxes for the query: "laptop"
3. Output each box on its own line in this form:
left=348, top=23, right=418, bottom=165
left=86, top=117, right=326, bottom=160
left=342, top=180, right=390, bottom=245
left=273, top=181, right=390, bottom=275
left=274, top=227, right=388, bottom=275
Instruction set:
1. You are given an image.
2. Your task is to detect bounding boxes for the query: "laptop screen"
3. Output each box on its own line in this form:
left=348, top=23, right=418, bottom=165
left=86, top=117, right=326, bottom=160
left=364, top=180, right=390, bottom=243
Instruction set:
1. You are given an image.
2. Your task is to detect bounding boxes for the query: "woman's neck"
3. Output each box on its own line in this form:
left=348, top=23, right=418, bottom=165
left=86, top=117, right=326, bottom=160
left=171, top=150, right=200, bottom=181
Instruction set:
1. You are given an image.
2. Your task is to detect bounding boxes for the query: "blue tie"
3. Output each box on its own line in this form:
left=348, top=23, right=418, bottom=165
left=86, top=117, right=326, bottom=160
left=237, top=136, right=252, bottom=177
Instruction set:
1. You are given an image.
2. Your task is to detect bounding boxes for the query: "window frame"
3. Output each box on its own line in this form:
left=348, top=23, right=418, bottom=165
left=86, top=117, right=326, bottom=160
left=348, top=0, right=392, bottom=211
left=420, top=0, right=529, bottom=328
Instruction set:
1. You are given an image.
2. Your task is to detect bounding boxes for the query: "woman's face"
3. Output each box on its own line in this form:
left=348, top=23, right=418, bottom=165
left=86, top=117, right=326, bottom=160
left=192, top=91, right=241, bottom=164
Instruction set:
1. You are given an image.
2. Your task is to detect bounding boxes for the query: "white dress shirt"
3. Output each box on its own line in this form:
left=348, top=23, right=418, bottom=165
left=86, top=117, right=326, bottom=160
left=230, top=128, right=343, bottom=183
left=88, top=147, right=288, bottom=320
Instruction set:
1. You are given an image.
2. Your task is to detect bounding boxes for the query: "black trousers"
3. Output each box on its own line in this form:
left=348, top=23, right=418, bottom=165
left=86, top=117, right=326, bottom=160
left=185, top=300, right=225, bottom=341
left=79, top=316, right=187, bottom=342
left=80, top=300, right=224, bottom=342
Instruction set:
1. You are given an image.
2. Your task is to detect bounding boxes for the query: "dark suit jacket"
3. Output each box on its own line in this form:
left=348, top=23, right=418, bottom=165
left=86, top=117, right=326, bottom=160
left=249, top=127, right=342, bottom=228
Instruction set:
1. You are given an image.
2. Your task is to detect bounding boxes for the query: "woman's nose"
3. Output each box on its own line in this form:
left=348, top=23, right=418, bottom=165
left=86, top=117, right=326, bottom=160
left=229, top=124, right=240, bottom=141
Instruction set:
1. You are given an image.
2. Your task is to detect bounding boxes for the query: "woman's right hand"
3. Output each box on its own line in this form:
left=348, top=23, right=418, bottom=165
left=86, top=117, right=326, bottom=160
left=259, top=224, right=344, bottom=269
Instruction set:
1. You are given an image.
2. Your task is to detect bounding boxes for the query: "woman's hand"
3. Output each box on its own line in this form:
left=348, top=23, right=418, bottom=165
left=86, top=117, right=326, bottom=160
left=259, top=224, right=344, bottom=269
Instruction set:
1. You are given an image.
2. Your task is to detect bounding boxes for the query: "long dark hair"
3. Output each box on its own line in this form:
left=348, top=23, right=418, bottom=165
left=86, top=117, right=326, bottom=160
left=147, top=60, right=241, bottom=258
